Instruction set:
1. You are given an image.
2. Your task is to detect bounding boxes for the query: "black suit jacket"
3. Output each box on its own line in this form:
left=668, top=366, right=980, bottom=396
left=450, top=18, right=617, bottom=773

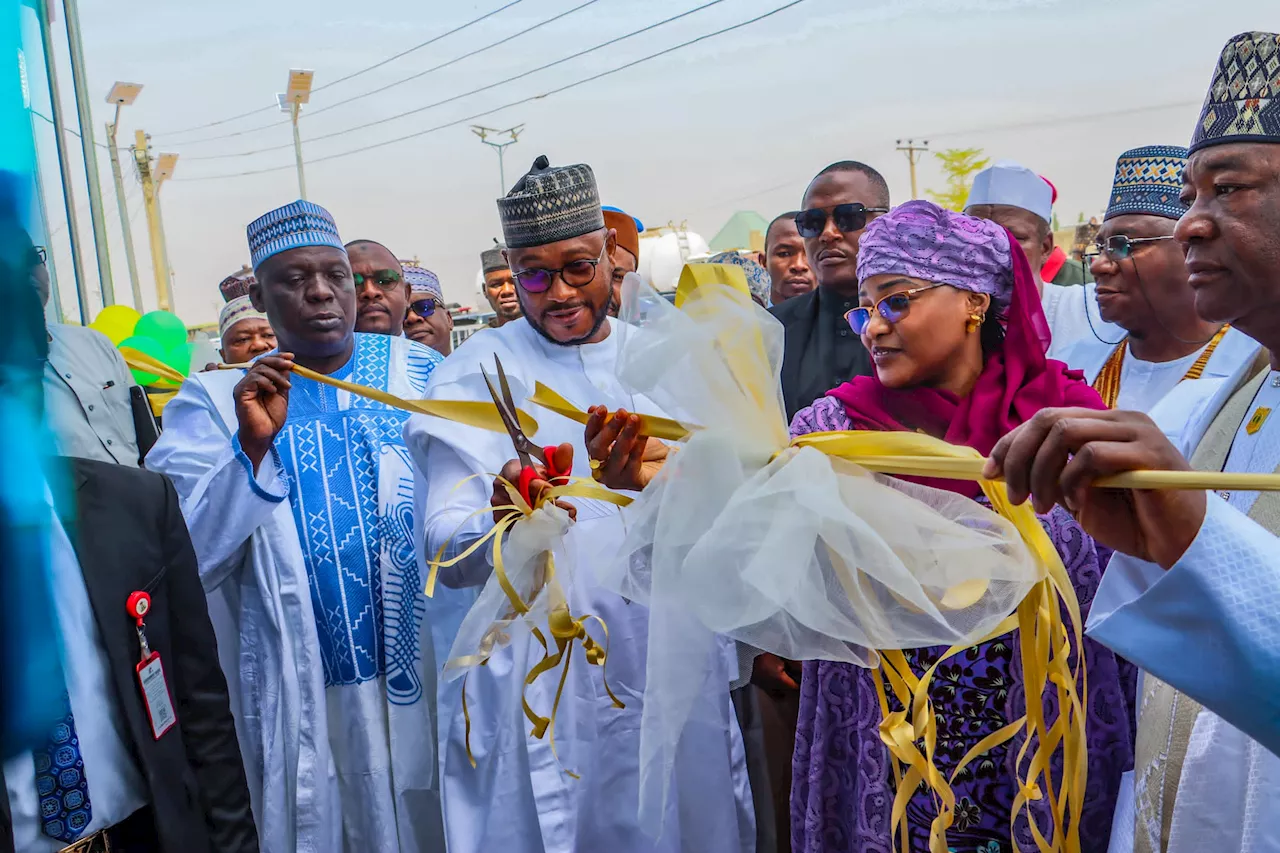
left=770, top=287, right=873, bottom=421
left=0, top=459, right=257, bottom=853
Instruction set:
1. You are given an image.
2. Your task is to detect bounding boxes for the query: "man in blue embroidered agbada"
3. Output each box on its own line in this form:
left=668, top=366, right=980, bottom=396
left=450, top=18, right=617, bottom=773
left=146, top=200, right=448, bottom=852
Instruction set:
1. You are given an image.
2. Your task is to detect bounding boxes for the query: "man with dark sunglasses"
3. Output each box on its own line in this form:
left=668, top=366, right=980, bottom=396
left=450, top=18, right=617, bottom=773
left=406, top=155, right=752, bottom=853
left=1051, top=146, right=1256, bottom=412
left=403, top=264, right=453, bottom=356
left=345, top=239, right=410, bottom=336
left=770, top=160, right=889, bottom=420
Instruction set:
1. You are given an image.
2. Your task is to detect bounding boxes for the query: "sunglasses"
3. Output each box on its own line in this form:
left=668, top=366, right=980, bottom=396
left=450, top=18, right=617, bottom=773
left=353, top=269, right=402, bottom=289
left=408, top=298, right=439, bottom=318
left=795, top=204, right=890, bottom=239
left=1084, top=234, right=1174, bottom=261
left=845, top=283, right=948, bottom=335
left=512, top=245, right=606, bottom=294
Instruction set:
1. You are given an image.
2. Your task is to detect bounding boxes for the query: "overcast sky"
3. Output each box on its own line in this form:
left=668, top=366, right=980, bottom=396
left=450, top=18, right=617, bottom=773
left=20, top=0, right=1273, bottom=325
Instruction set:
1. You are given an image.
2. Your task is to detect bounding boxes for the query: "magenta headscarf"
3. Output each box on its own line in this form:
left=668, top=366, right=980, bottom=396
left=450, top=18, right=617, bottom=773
left=827, top=200, right=1104, bottom=497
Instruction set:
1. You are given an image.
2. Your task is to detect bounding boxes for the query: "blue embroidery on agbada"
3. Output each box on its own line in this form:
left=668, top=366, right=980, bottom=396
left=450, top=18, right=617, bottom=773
left=274, top=333, right=441, bottom=705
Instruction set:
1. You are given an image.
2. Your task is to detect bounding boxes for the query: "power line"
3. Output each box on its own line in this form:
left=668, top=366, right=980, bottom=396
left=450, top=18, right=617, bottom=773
left=185, top=0, right=732, bottom=161
left=178, top=0, right=812, bottom=182
left=30, top=108, right=113, bottom=151
left=922, top=99, right=1201, bottom=140
left=154, top=0, right=528, bottom=139
left=173, top=0, right=604, bottom=147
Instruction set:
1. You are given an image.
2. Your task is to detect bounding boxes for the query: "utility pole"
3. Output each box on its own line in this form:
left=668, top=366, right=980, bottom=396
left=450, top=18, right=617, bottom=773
left=896, top=138, right=930, bottom=200
left=471, top=124, right=524, bottom=194
left=62, top=0, right=114, bottom=306
left=37, top=0, right=90, bottom=324
left=133, top=130, right=177, bottom=312
left=105, top=82, right=143, bottom=310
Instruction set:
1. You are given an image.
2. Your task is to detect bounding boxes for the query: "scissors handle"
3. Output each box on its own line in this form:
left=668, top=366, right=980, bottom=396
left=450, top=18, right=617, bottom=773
left=516, top=446, right=572, bottom=507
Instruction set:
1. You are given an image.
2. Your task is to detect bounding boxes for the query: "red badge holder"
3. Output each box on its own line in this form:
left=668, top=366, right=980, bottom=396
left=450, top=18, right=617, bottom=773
left=127, top=591, right=177, bottom=739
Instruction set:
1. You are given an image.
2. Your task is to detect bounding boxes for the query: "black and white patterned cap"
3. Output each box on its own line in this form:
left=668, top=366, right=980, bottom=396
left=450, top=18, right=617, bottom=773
left=496, top=155, right=604, bottom=249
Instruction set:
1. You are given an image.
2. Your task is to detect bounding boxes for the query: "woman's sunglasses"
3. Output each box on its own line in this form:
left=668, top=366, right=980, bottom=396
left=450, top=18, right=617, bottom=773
left=409, top=298, right=439, bottom=318
left=512, top=245, right=606, bottom=294
left=1084, top=234, right=1174, bottom=261
left=845, top=283, right=947, bottom=335
left=794, top=204, right=889, bottom=239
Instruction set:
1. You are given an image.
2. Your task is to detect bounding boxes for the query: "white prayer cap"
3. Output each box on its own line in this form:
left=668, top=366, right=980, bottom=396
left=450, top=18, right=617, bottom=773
left=964, top=160, right=1053, bottom=224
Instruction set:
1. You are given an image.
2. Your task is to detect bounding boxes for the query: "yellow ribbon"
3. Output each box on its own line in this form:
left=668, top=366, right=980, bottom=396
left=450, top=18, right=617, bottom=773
left=120, top=347, right=540, bottom=436
left=531, top=394, right=1099, bottom=852
left=428, top=474, right=634, bottom=775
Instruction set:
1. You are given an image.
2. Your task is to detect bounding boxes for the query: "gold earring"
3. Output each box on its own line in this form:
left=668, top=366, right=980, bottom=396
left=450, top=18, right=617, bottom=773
left=966, top=312, right=984, bottom=333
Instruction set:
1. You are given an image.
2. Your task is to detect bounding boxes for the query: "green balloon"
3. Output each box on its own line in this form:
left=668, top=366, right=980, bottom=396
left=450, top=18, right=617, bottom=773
left=118, top=335, right=168, bottom=385
left=163, top=342, right=196, bottom=377
left=133, top=310, right=187, bottom=350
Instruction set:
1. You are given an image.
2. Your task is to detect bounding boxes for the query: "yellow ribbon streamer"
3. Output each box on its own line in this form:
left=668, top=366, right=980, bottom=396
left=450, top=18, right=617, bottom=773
left=531, top=394, right=1102, bottom=852
left=120, top=347, right=540, bottom=436
left=427, top=473, right=633, bottom=775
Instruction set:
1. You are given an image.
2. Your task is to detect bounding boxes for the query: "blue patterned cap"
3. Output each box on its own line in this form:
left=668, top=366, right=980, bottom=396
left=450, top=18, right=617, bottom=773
left=1191, top=32, right=1280, bottom=153
left=403, top=265, right=443, bottom=302
left=1104, top=145, right=1189, bottom=221
left=247, top=200, right=346, bottom=270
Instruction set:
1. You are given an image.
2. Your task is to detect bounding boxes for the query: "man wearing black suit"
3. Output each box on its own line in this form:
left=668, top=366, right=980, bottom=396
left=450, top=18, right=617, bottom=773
left=1, top=458, right=257, bottom=853
left=771, top=161, right=888, bottom=421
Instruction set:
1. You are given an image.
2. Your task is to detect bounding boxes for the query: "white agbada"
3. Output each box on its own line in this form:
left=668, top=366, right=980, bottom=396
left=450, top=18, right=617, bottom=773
left=1052, top=325, right=1257, bottom=412
left=147, top=333, right=457, bottom=853
left=1088, top=345, right=1280, bottom=853
left=406, top=316, right=754, bottom=853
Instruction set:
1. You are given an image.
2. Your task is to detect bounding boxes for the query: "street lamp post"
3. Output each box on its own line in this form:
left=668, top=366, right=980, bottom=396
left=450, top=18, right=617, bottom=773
left=62, top=0, right=114, bottom=306
left=36, top=0, right=91, bottom=324
left=471, top=124, right=524, bottom=193
left=280, top=69, right=313, bottom=200
left=105, top=81, right=143, bottom=311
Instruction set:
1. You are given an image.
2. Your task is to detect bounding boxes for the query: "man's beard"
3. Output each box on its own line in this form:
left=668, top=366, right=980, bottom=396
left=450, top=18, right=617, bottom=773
left=526, top=298, right=610, bottom=348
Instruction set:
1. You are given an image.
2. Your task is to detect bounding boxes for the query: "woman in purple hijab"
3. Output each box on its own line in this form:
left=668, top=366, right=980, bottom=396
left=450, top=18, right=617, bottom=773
left=789, top=201, right=1135, bottom=852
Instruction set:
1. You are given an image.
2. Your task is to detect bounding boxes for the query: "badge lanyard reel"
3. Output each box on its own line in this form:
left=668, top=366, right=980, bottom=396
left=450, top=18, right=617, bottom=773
left=126, top=592, right=176, bottom=739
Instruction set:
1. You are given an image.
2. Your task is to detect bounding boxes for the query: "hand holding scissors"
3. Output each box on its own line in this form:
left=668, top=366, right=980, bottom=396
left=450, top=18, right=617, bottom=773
left=483, top=356, right=577, bottom=524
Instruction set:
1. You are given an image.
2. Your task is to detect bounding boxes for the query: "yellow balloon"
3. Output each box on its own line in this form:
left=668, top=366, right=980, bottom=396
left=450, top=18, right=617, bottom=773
left=90, top=305, right=142, bottom=345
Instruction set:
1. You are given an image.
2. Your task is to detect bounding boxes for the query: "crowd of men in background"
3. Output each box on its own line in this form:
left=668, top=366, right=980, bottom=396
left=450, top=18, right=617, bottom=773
left=8, top=26, right=1280, bottom=853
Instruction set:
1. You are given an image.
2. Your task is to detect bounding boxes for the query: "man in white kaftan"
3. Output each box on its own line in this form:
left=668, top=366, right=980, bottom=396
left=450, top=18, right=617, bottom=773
left=147, top=200, right=455, bottom=852
left=407, top=155, right=753, bottom=853
left=1086, top=350, right=1280, bottom=853
left=985, top=37, right=1280, bottom=851
left=1049, top=146, right=1257, bottom=412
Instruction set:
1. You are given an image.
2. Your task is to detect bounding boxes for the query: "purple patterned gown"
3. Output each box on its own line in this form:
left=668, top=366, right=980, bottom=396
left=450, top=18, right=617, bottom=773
left=789, top=397, right=1136, bottom=853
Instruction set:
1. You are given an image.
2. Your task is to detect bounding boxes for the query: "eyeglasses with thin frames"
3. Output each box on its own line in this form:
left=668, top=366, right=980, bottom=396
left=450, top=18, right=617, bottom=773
left=845, top=283, right=949, bottom=335
left=512, top=245, right=607, bottom=294
left=1083, top=234, right=1174, bottom=261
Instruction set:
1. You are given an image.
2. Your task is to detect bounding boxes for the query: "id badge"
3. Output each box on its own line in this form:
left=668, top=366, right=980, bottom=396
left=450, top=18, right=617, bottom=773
left=136, top=652, right=177, bottom=739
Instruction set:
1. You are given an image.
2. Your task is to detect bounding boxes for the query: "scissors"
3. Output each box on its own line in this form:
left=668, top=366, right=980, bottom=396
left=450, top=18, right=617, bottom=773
left=482, top=355, right=571, bottom=506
